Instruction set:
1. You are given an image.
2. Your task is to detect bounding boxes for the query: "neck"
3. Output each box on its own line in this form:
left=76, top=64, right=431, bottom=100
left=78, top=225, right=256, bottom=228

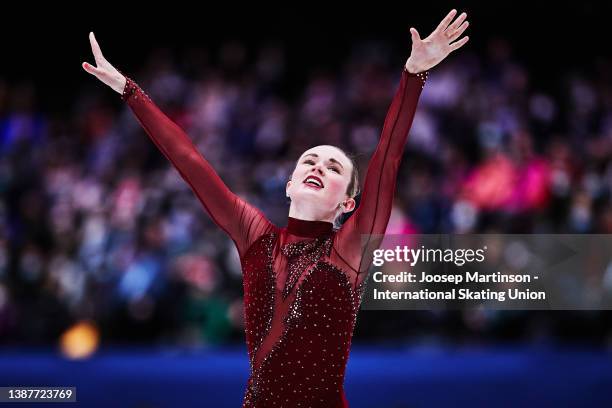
left=286, top=216, right=334, bottom=237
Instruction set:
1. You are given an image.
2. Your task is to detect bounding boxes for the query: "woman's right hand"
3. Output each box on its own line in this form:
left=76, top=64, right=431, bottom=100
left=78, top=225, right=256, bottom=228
left=82, top=32, right=126, bottom=95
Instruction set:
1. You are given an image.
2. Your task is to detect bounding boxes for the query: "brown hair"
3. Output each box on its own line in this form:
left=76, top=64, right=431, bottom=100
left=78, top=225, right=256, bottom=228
left=332, top=147, right=361, bottom=229
left=340, top=148, right=360, bottom=199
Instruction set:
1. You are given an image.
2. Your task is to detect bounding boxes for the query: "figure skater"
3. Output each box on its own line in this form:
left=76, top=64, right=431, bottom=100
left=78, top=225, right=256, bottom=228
left=82, top=9, right=469, bottom=407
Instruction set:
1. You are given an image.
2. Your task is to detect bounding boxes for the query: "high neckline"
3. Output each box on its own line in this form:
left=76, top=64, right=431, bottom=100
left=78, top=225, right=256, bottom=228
left=286, top=217, right=334, bottom=238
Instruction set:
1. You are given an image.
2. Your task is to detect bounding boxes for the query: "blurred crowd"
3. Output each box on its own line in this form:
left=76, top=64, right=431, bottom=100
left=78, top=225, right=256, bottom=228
left=0, top=37, right=611, bottom=349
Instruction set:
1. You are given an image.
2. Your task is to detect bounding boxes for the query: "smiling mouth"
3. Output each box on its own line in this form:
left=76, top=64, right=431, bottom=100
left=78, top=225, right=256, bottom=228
left=303, top=176, right=324, bottom=189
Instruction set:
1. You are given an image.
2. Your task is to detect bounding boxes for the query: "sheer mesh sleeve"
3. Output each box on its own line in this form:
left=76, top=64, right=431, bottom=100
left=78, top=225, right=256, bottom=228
left=122, top=77, right=273, bottom=257
left=333, top=67, right=427, bottom=288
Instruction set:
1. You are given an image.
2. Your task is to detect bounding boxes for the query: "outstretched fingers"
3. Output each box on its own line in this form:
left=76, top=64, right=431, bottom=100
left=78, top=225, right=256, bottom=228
left=445, top=12, right=467, bottom=34
left=83, top=32, right=105, bottom=79
left=434, top=9, right=458, bottom=34
left=449, top=36, right=469, bottom=52
left=448, top=21, right=469, bottom=42
left=410, top=27, right=421, bottom=43
left=89, top=32, right=105, bottom=64
left=82, top=62, right=101, bottom=76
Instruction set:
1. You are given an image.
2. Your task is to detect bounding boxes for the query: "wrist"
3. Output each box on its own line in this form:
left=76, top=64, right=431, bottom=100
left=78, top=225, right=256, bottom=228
left=404, top=58, right=424, bottom=74
left=403, top=60, right=429, bottom=89
left=112, top=73, right=127, bottom=95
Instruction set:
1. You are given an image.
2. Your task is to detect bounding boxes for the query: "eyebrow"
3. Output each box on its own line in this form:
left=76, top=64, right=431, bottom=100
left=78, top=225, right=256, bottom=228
left=302, top=153, right=345, bottom=169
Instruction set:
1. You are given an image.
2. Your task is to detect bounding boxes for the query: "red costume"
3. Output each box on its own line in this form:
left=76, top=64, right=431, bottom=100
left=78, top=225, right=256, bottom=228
left=122, top=67, right=426, bottom=407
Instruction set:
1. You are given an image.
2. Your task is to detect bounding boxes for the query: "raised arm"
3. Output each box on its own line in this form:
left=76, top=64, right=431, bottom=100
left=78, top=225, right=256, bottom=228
left=82, top=32, right=273, bottom=257
left=334, top=10, right=470, bottom=287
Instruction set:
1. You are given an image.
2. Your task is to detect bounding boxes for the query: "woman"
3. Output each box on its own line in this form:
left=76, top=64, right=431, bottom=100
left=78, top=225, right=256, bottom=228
left=83, top=9, right=469, bottom=407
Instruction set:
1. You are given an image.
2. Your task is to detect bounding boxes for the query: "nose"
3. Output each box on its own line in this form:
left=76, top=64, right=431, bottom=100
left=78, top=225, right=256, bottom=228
left=310, top=164, right=324, bottom=175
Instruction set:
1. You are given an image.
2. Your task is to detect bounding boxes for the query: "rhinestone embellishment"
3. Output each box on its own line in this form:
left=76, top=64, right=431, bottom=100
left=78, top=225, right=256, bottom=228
left=121, top=76, right=152, bottom=102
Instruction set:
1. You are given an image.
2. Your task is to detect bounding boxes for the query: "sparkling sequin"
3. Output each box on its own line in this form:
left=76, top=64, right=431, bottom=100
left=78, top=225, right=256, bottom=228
left=280, top=236, right=332, bottom=299
left=121, top=68, right=424, bottom=408
left=404, top=66, right=429, bottom=89
left=241, top=227, right=364, bottom=408
left=122, top=76, right=152, bottom=102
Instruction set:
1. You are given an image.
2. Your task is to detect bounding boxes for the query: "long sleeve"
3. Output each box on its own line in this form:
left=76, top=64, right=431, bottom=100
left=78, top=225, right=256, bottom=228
left=122, top=77, right=273, bottom=257
left=333, top=67, right=427, bottom=287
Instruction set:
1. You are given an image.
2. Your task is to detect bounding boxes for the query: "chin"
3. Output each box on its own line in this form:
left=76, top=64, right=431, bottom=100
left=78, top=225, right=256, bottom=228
left=296, top=185, right=324, bottom=197
left=293, top=193, right=333, bottom=211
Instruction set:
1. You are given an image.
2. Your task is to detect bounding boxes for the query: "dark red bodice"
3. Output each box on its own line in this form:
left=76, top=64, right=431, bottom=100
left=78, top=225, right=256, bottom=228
left=122, top=67, right=426, bottom=407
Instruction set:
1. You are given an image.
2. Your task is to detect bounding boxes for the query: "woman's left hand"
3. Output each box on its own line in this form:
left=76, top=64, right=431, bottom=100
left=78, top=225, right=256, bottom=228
left=405, top=9, right=470, bottom=73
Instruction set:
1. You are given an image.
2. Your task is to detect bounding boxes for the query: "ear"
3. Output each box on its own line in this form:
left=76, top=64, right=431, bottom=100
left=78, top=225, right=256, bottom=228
left=286, top=179, right=292, bottom=197
left=341, top=197, right=356, bottom=213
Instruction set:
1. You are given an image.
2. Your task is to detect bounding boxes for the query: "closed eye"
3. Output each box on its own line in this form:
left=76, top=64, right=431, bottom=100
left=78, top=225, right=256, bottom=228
left=303, top=159, right=340, bottom=173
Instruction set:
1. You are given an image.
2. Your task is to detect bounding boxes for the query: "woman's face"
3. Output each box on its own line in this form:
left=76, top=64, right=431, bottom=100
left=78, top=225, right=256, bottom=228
left=286, top=145, right=355, bottom=218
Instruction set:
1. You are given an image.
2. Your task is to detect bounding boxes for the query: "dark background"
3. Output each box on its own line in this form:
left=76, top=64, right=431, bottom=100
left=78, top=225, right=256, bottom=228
left=1, top=3, right=612, bottom=407
left=1, top=1, right=611, bottom=344
left=2, top=2, right=610, bottom=109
